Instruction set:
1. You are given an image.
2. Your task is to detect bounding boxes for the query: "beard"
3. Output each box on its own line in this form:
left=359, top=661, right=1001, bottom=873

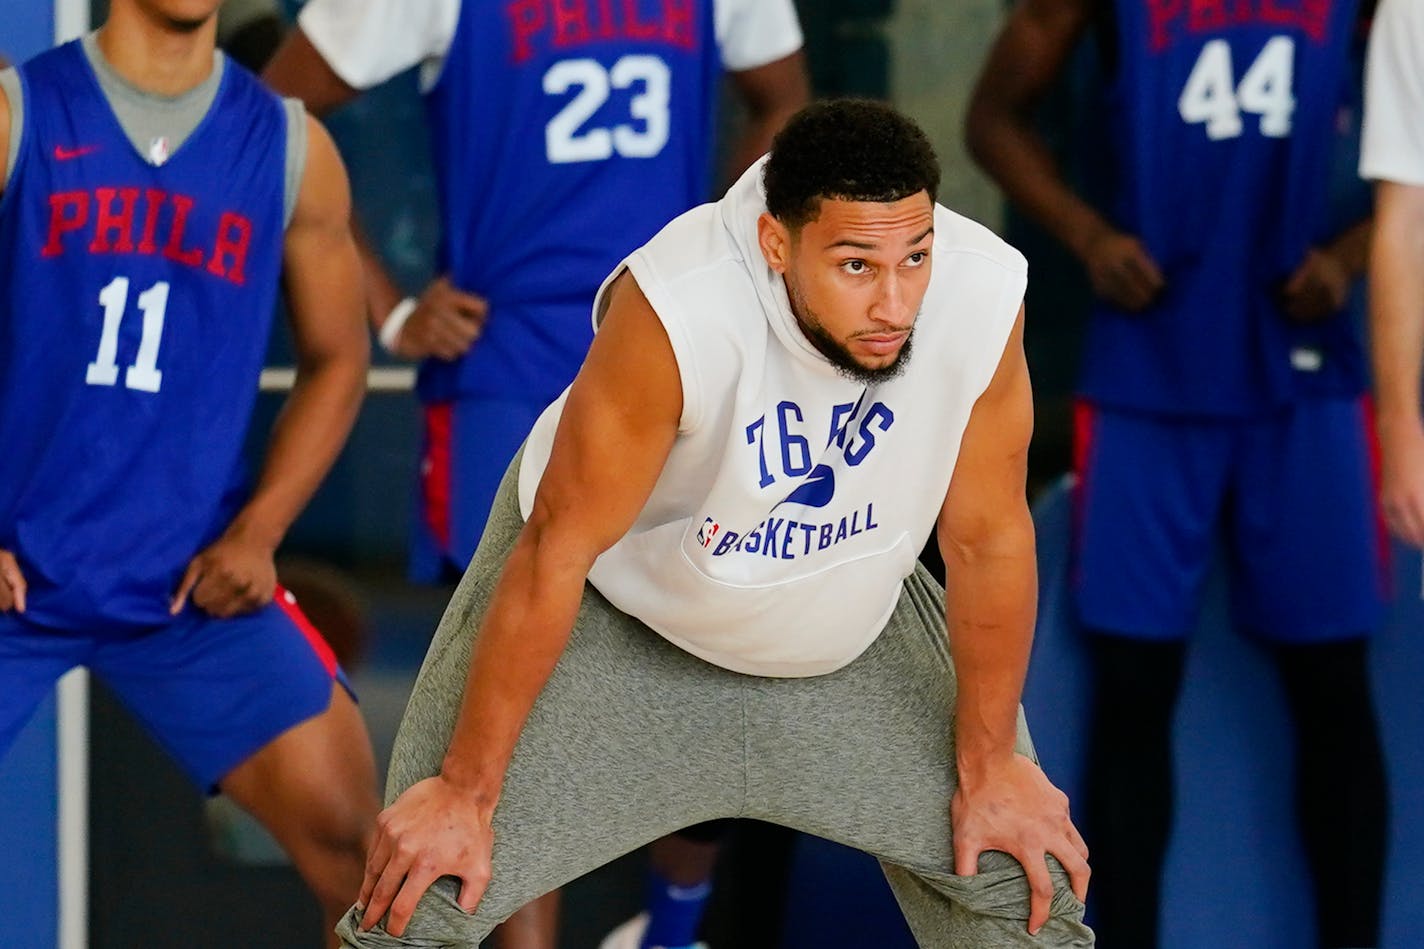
left=785, top=275, right=914, bottom=386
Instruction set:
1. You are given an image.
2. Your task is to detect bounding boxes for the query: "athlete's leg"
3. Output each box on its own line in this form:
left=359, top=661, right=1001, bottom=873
left=1233, top=397, right=1389, bottom=948
left=336, top=456, right=746, bottom=948
left=92, top=590, right=377, bottom=947
left=220, top=682, right=379, bottom=946
left=745, top=565, right=1092, bottom=946
left=1073, top=402, right=1229, bottom=947
left=1083, top=635, right=1185, bottom=948
left=1267, top=639, right=1385, bottom=949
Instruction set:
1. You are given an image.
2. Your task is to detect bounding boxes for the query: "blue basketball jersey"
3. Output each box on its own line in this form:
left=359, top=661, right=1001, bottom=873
left=1080, top=0, right=1365, bottom=416
left=0, top=42, right=287, bottom=631
left=416, top=0, right=722, bottom=405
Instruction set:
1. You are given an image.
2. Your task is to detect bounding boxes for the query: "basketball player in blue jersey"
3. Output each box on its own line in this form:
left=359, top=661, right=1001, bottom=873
left=262, top=4, right=808, bottom=947
left=0, top=1, right=379, bottom=944
left=969, top=2, right=1386, bottom=946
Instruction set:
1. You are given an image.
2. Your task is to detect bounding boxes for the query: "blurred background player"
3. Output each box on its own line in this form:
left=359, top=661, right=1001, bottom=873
left=263, top=2, right=809, bottom=947
left=0, top=0, right=378, bottom=946
left=967, top=1, right=1388, bottom=946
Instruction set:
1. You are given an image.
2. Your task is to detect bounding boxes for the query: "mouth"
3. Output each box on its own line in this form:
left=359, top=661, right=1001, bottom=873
left=854, top=332, right=909, bottom=357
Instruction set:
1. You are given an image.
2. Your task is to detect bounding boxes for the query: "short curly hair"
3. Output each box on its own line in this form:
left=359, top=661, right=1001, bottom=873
left=763, top=99, right=940, bottom=229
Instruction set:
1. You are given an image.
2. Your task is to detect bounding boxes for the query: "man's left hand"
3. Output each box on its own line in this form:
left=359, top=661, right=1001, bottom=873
left=1280, top=247, right=1351, bottom=323
left=170, top=528, right=278, bottom=617
left=951, top=753, right=1090, bottom=935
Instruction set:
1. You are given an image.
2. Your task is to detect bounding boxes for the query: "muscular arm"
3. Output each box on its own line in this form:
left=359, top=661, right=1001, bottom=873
left=725, top=50, right=811, bottom=178
left=966, top=0, right=1163, bottom=308
left=1371, top=181, right=1424, bottom=543
left=358, top=272, right=682, bottom=936
left=171, top=117, right=367, bottom=615
left=255, top=116, right=369, bottom=539
left=263, top=28, right=486, bottom=357
left=966, top=0, right=1102, bottom=258
left=938, top=308, right=1037, bottom=777
left=938, top=306, right=1089, bottom=933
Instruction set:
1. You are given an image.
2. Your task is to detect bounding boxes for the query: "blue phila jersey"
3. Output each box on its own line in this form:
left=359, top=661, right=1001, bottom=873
left=0, top=42, right=287, bottom=631
left=417, top=0, right=722, bottom=405
left=1080, top=0, right=1365, bottom=416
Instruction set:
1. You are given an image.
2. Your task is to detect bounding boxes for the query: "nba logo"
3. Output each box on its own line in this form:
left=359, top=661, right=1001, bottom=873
left=697, top=517, right=719, bottom=548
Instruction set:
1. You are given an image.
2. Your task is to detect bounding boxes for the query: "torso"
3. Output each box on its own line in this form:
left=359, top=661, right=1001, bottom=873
left=0, top=39, right=290, bottom=631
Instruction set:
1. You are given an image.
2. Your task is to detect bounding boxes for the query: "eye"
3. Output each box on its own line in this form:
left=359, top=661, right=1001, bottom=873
left=905, top=251, right=928, bottom=267
left=840, top=259, right=869, bottom=275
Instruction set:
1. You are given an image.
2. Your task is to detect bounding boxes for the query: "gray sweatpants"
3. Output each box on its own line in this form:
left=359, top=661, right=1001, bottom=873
left=337, top=457, right=1093, bottom=947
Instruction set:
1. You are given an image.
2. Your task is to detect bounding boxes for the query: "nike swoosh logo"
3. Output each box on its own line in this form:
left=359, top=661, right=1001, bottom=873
left=53, top=144, right=99, bottom=161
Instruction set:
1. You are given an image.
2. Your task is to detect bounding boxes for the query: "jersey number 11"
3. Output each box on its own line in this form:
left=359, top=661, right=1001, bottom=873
left=86, top=276, right=169, bottom=393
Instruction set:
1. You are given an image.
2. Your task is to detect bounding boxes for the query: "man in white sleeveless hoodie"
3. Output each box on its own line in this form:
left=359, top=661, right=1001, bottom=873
left=336, top=100, right=1094, bottom=948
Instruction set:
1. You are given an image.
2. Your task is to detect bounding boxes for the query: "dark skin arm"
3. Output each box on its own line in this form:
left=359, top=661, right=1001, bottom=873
left=171, top=116, right=369, bottom=616
left=1280, top=216, right=1372, bottom=323
left=966, top=0, right=1164, bottom=310
left=262, top=30, right=488, bottom=360
left=724, top=50, right=811, bottom=178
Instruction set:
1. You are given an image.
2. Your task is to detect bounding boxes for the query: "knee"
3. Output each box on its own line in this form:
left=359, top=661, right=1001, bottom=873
left=295, top=789, right=380, bottom=911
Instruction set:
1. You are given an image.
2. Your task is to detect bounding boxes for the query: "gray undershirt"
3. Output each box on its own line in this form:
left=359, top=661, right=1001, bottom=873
left=1, top=33, right=304, bottom=226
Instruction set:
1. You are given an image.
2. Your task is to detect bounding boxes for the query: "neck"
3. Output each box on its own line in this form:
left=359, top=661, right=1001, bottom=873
left=96, top=4, right=216, bottom=97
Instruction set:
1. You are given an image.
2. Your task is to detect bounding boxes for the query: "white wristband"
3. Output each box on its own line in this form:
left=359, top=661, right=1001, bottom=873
left=378, top=297, right=418, bottom=354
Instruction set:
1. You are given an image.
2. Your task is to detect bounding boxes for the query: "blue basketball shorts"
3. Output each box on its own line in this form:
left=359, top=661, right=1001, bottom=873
left=411, top=396, right=549, bottom=582
left=0, top=586, right=351, bottom=791
left=1071, top=397, right=1388, bottom=642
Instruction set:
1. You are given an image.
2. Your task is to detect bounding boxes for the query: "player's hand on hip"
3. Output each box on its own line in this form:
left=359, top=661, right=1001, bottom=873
left=951, top=752, right=1090, bottom=936
left=356, top=774, right=493, bottom=937
left=1280, top=247, right=1350, bottom=323
left=0, top=549, right=27, bottom=613
left=391, top=276, right=489, bottom=362
left=1081, top=229, right=1165, bottom=311
left=1379, top=414, right=1424, bottom=547
left=170, top=529, right=278, bottom=618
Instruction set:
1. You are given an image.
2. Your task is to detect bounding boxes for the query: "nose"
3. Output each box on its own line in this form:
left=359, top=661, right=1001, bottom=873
left=870, top=272, right=914, bottom=329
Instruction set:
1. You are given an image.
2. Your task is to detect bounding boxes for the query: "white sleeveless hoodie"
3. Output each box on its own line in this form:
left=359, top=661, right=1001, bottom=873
left=519, top=159, right=1027, bottom=677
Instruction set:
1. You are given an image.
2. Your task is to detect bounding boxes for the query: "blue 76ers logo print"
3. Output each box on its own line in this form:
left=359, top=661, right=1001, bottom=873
left=745, top=397, right=895, bottom=503
left=697, top=397, right=894, bottom=561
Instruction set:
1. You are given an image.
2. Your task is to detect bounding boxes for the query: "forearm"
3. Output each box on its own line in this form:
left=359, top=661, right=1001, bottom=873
left=439, top=526, right=591, bottom=808
left=234, top=350, right=365, bottom=545
left=968, top=113, right=1112, bottom=262
left=943, top=507, right=1038, bottom=775
left=727, top=104, right=800, bottom=180
left=354, top=222, right=406, bottom=334
left=1371, top=187, right=1424, bottom=427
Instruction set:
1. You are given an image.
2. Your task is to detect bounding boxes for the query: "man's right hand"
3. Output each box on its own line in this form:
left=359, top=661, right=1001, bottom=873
left=1080, top=228, right=1165, bottom=311
left=1380, top=414, right=1424, bottom=547
left=0, top=549, right=25, bottom=613
left=357, top=774, right=494, bottom=937
left=387, top=276, right=490, bottom=362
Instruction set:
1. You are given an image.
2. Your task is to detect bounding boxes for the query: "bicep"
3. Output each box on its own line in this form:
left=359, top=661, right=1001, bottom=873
left=938, top=306, right=1033, bottom=550
left=728, top=50, right=810, bottom=118
left=528, top=273, right=683, bottom=560
left=282, top=116, right=366, bottom=361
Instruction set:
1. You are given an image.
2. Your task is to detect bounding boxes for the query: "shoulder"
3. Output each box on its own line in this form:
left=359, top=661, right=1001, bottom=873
left=627, top=202, right=745, bottom=294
